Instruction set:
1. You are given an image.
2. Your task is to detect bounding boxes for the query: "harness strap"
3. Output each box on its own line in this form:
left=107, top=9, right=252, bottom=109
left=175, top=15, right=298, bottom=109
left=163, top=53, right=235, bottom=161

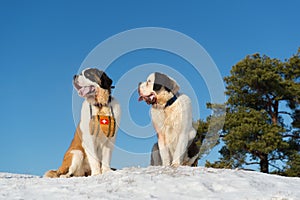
left=108, top=116, right=112, bottom=137
left=109, top=106, right=116, bottom=137
left=89, top=104, right=93, bottom=119
left=95, top=115, right=100, bottom=137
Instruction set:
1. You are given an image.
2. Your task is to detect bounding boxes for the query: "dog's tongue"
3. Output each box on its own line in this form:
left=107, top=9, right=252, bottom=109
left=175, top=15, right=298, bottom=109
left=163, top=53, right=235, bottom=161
left=78, top=86, right=94, bottom=97
left=138, top=94, right=156, bottom=104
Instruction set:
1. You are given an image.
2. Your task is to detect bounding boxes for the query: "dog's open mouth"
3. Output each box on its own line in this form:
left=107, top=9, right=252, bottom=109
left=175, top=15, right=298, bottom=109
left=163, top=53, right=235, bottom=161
left=74, top=82, right=96, bottom=97
left=138, top=93, right=157, bottom=105
left=78, top=86, right=95, bottom=97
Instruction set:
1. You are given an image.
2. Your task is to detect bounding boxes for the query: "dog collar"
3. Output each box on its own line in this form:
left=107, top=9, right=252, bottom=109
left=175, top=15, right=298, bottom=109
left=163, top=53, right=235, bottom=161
left=164, top=94, right=177, bottom=108
left=90, top=96, right=112, bottom=118
left=92, top=96, right=112, bottom=108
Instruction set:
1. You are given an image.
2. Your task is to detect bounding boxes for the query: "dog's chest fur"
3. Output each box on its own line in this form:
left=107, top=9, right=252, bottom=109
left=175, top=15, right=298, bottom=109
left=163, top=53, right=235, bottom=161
left=151, top=98, right=183, bottom=147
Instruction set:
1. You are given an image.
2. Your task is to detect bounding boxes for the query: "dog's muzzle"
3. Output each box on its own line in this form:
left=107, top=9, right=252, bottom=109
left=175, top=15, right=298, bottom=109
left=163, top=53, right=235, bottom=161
left=73, top=78, right=96, bottom=97
left=138, top=93, right=157, bottom=105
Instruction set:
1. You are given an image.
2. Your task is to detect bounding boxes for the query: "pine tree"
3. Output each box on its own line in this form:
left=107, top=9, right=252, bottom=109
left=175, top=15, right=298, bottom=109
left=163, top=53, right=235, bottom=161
left=208, top=48, right=300, bottom=174
left=222, top=107, right=288, bottom=173
left=284, top=153, right=300, bottom=177
left=282, top=49, right=300, bottom=176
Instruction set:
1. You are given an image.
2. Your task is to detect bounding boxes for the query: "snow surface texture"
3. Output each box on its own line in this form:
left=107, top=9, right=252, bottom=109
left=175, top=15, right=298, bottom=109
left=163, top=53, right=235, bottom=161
left=0, top=166, right=299, bottom=200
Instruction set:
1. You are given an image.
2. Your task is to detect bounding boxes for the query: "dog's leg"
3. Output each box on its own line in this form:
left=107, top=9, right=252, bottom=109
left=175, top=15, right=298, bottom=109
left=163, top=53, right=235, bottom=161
left=81, top=128, right=101, bottom=176
left=68, top=150, right=84, bottom=177
left=82, top=142, right=101, bottom=176
left=158, top=132, right=171, bottom=166
left=172, top=98, right=196, bottom=167
left=151, top=143, right=162, bottom=166
left=172, top=132, right=188, bottom=167
left=80, top=102, right=101, bottom=176
left=151, top=108, right=170, bottom=166
left=101, top=138, right=115, bottom=173
left=59, top=150, right=84, bottom=178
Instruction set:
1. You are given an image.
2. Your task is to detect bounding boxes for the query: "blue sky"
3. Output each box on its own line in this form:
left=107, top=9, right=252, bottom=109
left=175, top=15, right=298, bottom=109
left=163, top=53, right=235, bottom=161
left=0, top=0, right=299, bottom=176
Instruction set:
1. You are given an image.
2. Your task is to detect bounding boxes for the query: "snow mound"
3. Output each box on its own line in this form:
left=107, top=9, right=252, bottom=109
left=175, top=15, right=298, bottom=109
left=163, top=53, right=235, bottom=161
left=0, top=166, right=299, bottom=200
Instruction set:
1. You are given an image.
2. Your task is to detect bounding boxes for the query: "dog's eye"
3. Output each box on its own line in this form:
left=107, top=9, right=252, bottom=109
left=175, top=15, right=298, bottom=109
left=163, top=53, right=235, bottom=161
left=83, top=71, right=92, bottom=78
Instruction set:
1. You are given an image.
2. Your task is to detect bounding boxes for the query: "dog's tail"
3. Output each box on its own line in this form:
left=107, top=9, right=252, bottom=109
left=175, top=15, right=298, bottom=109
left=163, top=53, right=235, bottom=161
left=43, top=170, right=60, bottom=178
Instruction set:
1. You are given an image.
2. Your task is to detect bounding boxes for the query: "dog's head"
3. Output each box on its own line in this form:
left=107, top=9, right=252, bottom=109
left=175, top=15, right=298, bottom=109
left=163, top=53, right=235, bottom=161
left=138, top=72, right=179, bottom=106
left=73, top=68, right=113, bottom=105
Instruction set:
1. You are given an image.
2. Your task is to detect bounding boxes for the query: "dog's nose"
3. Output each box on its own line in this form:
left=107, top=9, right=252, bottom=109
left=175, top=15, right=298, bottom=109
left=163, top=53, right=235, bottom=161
left=73, top=75, right=78, bottom=80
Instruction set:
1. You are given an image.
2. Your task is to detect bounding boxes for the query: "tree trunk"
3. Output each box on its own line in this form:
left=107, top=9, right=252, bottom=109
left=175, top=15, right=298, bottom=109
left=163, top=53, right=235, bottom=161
left=260, top=154, right=269, bottom=173
left=271, top=100, right=279, bottom=125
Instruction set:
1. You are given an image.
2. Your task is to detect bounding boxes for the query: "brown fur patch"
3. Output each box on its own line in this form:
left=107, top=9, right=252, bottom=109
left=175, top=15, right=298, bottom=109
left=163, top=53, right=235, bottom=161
left=95, top=87, right=110, bottom=105
left=156, top=90, right=173, bottom=105
left=44, top=170, right=59, bottom=178
left=44, top=126, right=90, bottom=178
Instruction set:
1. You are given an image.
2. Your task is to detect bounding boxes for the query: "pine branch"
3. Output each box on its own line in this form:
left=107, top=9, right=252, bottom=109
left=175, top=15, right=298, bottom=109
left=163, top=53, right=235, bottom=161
left=278, top=111, right=292, bottom=116
left=268, top=163, right=282, bottom=171
left=244, top=161, right=260, bottom=165
left=282, top=134, right=300, bottom=139
left=268, top=155, right=287, bottom=162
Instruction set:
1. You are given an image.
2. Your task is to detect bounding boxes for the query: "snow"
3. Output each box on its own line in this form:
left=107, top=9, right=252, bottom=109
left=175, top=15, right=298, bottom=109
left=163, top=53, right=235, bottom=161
left=0, top=166, right=299, bottom=200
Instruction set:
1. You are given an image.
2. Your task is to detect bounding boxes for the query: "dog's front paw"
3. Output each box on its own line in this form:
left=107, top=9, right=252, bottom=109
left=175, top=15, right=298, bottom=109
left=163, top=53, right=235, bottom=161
left=162, top=159, right=171, bottom=166
left=91, top=168, right=102, bottom=176
left=59, top=174, right=71, bottom=178
left=171, top=162, right=180, bottom=168
left=102, top=167, right=113, bottom=174
left=91, top=172, right=101, bottom=176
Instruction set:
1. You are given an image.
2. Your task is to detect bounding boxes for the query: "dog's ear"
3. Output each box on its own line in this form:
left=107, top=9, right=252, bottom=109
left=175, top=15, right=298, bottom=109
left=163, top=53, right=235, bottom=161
left=154, top=72, right=180, bottom=94
left=153, top=83, right=162, bottom=91
left=84, top=68, right=101, bottom=86
left=99, top=70, right=113, bottom=89
left=85, top=68, right=112, bottom=89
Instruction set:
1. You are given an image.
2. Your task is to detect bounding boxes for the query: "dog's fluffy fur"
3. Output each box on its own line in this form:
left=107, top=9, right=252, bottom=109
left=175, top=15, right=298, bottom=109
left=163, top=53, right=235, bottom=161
left=139, top=72, right=199, bottom=167
left=44, top=68, right=120, bottom=178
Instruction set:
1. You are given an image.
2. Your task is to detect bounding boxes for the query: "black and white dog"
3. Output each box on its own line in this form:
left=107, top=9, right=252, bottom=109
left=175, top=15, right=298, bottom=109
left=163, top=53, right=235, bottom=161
left=138, top=72, right=199, bottom=167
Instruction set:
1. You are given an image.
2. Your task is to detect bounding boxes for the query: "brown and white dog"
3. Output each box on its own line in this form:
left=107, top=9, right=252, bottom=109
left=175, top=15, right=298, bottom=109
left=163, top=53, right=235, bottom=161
left=138, top=72, right=199, bottom=167
left=44, top=68, right=121, bottom=178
